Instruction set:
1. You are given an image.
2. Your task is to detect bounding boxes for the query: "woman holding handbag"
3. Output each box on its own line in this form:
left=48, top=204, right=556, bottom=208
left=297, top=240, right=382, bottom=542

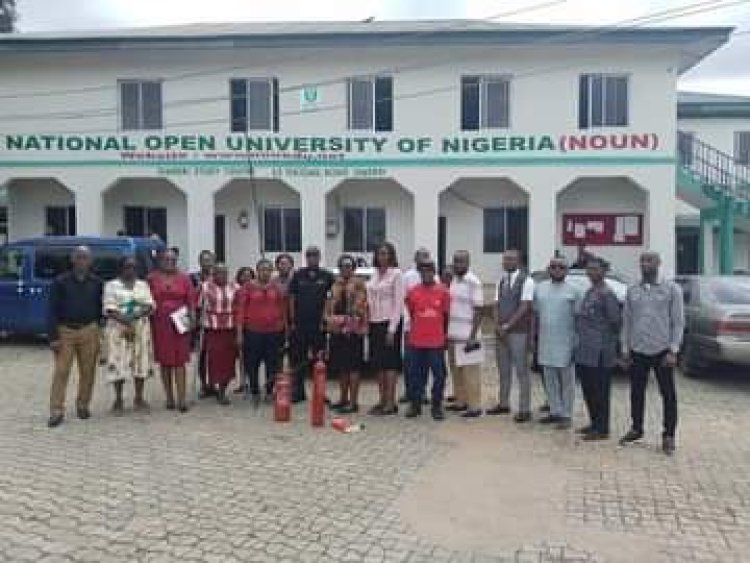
left=325, top=254, right=368, bottom=414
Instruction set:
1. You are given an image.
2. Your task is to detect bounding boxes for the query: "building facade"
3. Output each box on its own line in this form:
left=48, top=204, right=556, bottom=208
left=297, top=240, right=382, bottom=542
left=0, top=22, right=734, bottom=280
left=676, top=92, right=750, bottom=274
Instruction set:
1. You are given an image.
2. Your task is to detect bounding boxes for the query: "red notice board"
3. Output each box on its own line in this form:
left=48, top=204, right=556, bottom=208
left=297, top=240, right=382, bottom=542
left=562, top=213, right=643, bottom=246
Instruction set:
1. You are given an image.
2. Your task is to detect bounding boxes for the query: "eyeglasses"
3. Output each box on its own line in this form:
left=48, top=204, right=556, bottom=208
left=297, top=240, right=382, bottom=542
left=549, top=265, right=567, bottom=270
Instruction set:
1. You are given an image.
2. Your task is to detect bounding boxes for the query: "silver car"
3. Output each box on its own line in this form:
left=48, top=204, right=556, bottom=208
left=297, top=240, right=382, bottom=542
left=675, top=276, right=750, bottom=376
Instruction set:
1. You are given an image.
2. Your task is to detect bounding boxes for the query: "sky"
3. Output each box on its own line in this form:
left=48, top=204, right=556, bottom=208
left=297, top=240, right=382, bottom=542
left=11, top=0, right=750, bottom=95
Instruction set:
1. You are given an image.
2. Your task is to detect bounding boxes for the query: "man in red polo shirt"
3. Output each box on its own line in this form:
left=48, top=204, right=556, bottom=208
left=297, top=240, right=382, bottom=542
left=235, top=259, right=287, bottom=405
left=404, top=259, right=451, bottom=421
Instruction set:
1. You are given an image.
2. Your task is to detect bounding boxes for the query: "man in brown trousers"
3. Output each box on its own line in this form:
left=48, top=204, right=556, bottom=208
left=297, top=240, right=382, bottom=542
left=48, top=246, right=103, bottom=428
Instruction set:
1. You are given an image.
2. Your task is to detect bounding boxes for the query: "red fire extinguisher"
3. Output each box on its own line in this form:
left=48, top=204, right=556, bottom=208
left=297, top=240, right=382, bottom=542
left=274, top=369, right=292, bottom=423
left=310, top=352, right=327, bottom=427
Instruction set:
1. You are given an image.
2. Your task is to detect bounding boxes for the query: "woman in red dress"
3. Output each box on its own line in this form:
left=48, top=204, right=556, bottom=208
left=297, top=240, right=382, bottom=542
left=148, top=249, right=196, bottom=412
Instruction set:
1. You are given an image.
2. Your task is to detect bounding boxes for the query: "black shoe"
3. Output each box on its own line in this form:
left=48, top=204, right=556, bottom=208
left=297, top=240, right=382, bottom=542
left=460, top=409, right=483, bottom=419
left=538, top=415, right=561, bottom=424
left=422, top=398, right=431, bottom=405
left=583, top=431, right=610, bottom=441
left=576, top=425, right=593, bottom=435
left=619, top=429, right=644, bottom=445
left=199, top=388, right=215, bottom=399
left=331, top=401, right=348, bottom=411
left=216, top=392, right=231, bottom=406
left=382, top=405, right=399, bottom=416
left=165, top=400, right=176, bottom=411
left=405, top=403, right=422, bottom=418
left=339, top=403, right=359, bottom=414
left=292, top=396, right=306, bottom=404
left=398, top=395, right=410, bottom=404
left=446, top=403, right=468, bottom=412
left=663, top=436, right=676, bottom=455
left=445, top=395, right=456, bottom=403
left=486, top=405, right=511, bottom=415
left=514, top=412, right=532, bottom=423
left=539, top=404, right=551, bottom=413
left=178, top=403, right=189, bottom=414
left=47, top=414, right=64, bottom=428
left=556, top=418, right=572, bottom=430
left=76, top=407, right=91, bottom=420
left=431, top=406, right=445, bottom=421
left=368, top=404, right=385, bottom=416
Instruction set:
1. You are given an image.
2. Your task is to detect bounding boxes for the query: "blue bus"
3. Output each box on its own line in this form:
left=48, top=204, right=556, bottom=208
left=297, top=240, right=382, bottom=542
left=0, top=236, right=164, bottom=336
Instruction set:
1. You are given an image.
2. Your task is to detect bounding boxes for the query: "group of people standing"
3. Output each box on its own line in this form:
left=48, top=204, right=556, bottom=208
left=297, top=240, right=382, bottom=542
left=45, top=242, right=684, bottom=455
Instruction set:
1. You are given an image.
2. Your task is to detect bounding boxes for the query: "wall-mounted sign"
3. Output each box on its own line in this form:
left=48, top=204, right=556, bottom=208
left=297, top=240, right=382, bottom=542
left=562, top=213, right=644, bottom=246
left=299, top=86, right=321, bottom=111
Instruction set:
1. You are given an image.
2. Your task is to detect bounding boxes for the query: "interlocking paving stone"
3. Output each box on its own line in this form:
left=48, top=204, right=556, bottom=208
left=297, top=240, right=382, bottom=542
left=0, top=340, right=749, bottom=562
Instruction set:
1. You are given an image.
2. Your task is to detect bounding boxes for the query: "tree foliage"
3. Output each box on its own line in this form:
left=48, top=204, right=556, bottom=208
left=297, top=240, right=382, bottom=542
left=0, top=0, right=17, bottom=33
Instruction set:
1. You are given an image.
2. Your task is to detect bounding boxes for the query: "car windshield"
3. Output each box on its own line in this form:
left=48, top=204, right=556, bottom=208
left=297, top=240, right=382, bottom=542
left=707, top=278, right=750, bottom=305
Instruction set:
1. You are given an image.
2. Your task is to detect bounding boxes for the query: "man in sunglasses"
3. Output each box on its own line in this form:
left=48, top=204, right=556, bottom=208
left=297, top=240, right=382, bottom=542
left=288, top=246, right=335, bottom=402
left=533, top=256, right=580, bottom=429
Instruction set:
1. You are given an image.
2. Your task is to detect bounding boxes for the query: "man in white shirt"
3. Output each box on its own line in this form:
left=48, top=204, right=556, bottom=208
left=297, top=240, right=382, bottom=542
left=401, top=248, right=431, bottom=404
left=446, top=251, right=485, bottom=418
left=487, top=249, right=535, bottom=422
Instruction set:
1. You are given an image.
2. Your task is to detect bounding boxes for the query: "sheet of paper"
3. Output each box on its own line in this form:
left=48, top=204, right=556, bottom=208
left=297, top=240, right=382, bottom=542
left=587, top=221, right=604, bottom=234
left=170, top=306, right=192, bottom=334
left=566, top=220, right=573, bottom=233
left=623, top=215, right=640, bottom=236
left=454, top=342, right=484, bottom=367
left=574, top=223, right=586, bottom=239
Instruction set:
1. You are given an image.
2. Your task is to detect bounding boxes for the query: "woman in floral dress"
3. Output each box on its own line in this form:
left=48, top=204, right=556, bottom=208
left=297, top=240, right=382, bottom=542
left=103, top=256, right=155, bottom=414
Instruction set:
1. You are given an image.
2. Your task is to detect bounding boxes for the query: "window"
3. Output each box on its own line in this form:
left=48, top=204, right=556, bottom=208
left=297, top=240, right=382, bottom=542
left=578, top=74, right=628, bottom=128
left=343, top=207, right=386, bottom=253
left=678, top=131, right=694, bottom=166
left=45, top=206, right=76, bottom=236
left=461, top=76, right=510, bottom=130
left=0, top=207, right=7, bottom=245
left=230, top=78, right=279, bottom=132
left=483, top=207, right=528, bottom=254
left=735, top=131, right=750, bottom=165
left=33, top=247, right=124, bottom=281
left=263, top=207, right=301, bottom=253
left=0, top=248, right=24, bottom=280
left=120, top=80, right=163, bottom=130
left=347, top=77, right=393, bottom=131
left=214, top=215, right=226, bottom=263
left=123, top=207, right=167, bottom=242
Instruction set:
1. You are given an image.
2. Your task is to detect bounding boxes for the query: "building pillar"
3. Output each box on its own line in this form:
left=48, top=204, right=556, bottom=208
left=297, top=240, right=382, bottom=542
left=69, top=174, right=105, bottom=236
left=646, top=171, right=677, bottom=277
left=527, top=187, right=557, bottom=272
left=299, top=178, right=327, bottom=264
left=186, top=181, right=215, bottom=272
left=698, top=207, right=717, bottom=274
left=719, top=195, right=735, bottom=275
left=413, top=190, right=440, bottom=258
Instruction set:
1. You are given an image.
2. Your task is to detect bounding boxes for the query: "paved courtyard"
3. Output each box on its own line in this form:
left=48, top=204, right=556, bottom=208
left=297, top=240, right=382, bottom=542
left=0, top=340, right=749, bottom=563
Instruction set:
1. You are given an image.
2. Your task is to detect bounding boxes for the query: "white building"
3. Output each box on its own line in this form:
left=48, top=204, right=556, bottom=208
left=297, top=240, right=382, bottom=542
left=676, top=92, right=750, bottom=274
left=0, top=21, right=737, bottom=280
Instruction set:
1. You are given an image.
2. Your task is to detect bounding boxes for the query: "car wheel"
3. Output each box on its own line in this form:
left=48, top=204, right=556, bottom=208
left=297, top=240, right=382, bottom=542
left=680, top=340, right=709, bottom=378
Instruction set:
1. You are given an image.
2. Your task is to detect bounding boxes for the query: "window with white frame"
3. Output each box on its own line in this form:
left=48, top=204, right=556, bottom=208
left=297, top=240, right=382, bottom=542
left=735, top=131, right=750, bottom=165
left=461, top=75, right=510, bottom=130
left=120, top=80, right=163, bottom=130
left=230, top=78, right=279, bottom=132
left=347, top=77, right=393, bottom=132
left=483, top=207, right=528, bottom=254
left=578, top=74, right=629, bottom=128
left=678, top=131, right=695, bottom=166
left=343, top=207, right=386, bottom=253
left=263, top=207, right=301, bottom=253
